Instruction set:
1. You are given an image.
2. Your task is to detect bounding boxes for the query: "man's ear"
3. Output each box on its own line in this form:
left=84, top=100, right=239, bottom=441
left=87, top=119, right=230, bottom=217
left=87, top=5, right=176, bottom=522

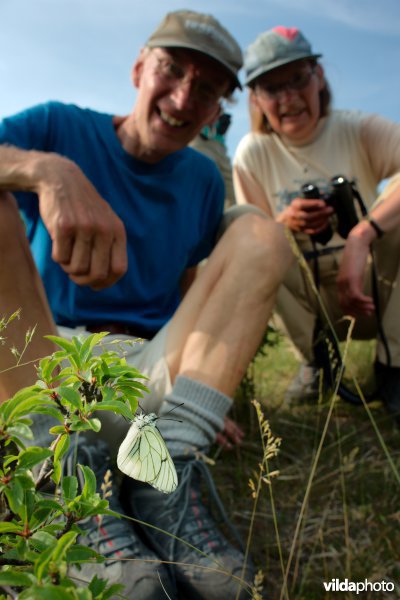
left=208, top=103, right=222, bottom=126
left=131, top=48, right=148, bottom=88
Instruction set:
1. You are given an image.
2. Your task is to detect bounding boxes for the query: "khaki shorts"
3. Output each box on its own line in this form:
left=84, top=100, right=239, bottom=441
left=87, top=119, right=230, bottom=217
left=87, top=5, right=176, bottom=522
left=58, top=323, right=172, bottom=453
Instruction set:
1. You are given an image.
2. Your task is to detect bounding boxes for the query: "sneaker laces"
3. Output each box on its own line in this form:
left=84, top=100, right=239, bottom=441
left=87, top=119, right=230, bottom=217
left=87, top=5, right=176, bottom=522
left=152, top=458, right=244, bottom=561
left=64, top=437, right=145, bottom=562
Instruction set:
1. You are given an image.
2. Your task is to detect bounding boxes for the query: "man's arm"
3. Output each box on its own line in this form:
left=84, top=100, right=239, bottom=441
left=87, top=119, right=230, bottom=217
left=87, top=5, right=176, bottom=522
left=0, top=144, right=127, bottom=289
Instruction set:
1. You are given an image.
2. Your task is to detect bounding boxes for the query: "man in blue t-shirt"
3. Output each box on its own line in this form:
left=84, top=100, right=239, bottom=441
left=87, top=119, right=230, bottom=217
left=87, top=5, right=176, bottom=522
left=0, top=10, right=291, bottom=599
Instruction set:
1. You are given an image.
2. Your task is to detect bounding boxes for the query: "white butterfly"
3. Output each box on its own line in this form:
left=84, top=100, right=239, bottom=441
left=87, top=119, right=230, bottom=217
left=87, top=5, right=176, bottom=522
left=117, top=412, right=178, bottom=494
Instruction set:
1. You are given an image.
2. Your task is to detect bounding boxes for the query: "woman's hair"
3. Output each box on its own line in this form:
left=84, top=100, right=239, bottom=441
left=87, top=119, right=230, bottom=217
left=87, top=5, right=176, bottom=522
left=248, top=59, right=332, bottom=134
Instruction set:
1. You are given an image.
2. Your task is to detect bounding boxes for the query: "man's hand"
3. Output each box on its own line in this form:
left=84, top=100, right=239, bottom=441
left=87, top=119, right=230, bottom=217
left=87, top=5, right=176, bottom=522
left=337, top=231, right=375, bottom=316
left=278, top=198, right=333, bottom=235
left=36, top=154, right=128, bottom=289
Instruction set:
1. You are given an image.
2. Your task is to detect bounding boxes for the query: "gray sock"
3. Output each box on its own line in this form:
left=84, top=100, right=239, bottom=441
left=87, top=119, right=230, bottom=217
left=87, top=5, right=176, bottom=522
left=157, top=375, right=232, bottom=458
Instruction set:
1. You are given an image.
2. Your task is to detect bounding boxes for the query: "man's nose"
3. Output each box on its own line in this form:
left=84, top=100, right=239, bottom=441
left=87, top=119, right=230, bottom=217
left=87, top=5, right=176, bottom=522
left=170, top=78, right=196, bottom=109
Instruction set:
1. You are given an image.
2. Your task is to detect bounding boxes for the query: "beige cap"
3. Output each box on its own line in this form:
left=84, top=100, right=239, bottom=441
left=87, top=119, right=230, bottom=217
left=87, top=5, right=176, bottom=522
left=146, top=10, right=242, bottom=89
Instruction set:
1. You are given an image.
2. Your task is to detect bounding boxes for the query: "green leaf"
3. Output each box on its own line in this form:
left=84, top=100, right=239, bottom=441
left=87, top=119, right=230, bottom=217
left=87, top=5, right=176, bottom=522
left=62, top=475, right=78, bottom=502
left=4, top=477, right=25, bottom=515
left=45, top=335, right=77, bottom=355
left=33, top=541, right=56, bottom=581
left=0, top=571, right=32, bottom=587
left=0, top=522, right=22, bottom=533
left=49, top=425, right=68, bottom=434
left=54, top=434, right=71, bottom=464
left=28, top=405, right=64, bottom=422
left=66, top=544, right=101, bottom=563
left=1, top=386, right=54, bottom=422
left=18, top=446, right=53, bottom=469
left=3, top=454, right=18, bottom=468
left=31, top=498, right=63, bottom=523
left=95, top=400, right=135, bottom=420
left=19, top=584, right=79, bottom=600
left=20, top=488, right=37, bottom=522
left=57, top=386, right=83, bottom=411
left=51, top=460, right=62, bottom=485
left=68, top=417, right=93, bottom=432
left=86, top=418, right=101, bottom=432
left=99, top=582, right=126, bottom=599
left=79, top=465, right=97, bottom=499
left=79, top=332, right=109, bottom=362
left=87, top=574, right=108, bottom=595
left=37, top=355, right=64, bottom=381
left=52, top=530, right=78, bottom=562
left=7, top=422, right=34, bottom=441
left=31, top=529, right=58, bottom=551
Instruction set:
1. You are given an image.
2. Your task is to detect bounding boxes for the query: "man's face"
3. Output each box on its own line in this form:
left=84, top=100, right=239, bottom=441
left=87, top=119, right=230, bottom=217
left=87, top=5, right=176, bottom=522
left=130, top=47, right=231, bottom=162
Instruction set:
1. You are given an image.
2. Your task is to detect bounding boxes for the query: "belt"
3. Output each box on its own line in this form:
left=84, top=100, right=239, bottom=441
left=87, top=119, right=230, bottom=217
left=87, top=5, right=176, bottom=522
left=86, top=322, right=155, bottom=340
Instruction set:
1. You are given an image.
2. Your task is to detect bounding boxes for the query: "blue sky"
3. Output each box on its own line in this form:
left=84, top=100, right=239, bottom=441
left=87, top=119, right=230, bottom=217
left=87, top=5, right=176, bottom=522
left=1, top=0, right=399, bottom=158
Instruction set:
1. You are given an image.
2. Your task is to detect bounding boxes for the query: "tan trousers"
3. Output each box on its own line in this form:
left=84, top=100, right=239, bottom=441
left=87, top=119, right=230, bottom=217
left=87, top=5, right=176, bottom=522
left=276, top=227, right=400, bottom=366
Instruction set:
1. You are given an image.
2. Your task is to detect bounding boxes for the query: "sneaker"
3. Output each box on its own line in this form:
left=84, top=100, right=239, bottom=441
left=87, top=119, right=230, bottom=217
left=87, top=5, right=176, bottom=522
left=122, top=457, right=256, bottom=600
left=285, top=363, right=320, bottom=403
left=375, top=362, right=400, bottom=426
left=64, top=438, right=175, bottom=599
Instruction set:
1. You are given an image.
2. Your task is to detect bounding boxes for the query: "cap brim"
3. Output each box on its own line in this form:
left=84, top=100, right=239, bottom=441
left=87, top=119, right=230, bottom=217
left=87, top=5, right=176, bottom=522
left=245, top=53, right=321, bottom=86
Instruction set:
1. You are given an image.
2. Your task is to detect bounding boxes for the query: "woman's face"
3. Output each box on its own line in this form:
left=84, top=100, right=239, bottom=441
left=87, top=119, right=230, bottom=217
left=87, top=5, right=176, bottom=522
left=251, top=60, right=325, bottom=142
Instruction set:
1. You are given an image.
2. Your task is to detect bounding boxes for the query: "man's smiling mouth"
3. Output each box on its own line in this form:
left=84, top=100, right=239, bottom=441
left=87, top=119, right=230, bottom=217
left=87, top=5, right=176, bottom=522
left=159, top=109, right=185, bottom=128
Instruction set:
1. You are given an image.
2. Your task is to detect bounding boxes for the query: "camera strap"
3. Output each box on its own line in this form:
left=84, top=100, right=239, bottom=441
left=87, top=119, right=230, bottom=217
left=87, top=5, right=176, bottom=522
left=307, top=181, right=391, bottom=403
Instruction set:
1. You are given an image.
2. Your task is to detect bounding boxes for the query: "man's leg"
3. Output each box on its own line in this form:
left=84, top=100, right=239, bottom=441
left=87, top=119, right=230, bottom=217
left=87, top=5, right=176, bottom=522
left=0, top=192, right=57, bottom=402
left=126, top=214, right=292, bottom=599
left=166, top=212, right=292, bottom=395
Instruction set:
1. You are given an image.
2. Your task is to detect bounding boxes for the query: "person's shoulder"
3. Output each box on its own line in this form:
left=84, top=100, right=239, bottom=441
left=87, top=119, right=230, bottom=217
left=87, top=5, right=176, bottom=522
left=45, top=101, right=110, bottom=120
left=236, top=131, right=268, bottom=149
left=234, top=131, right=272, bottom=162
left=329, top=109, right=369, bottom=128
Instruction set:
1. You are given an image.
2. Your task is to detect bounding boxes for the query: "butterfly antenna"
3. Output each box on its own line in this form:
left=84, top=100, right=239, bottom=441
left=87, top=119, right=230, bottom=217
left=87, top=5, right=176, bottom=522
left=165, top=402, right=184, bottom=415
left=158, top=403, right=184, bottom=424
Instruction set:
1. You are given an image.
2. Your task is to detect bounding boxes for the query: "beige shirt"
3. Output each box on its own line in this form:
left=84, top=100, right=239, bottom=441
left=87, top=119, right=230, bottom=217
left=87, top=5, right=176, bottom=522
left=233, top=110, right=400, bottom=224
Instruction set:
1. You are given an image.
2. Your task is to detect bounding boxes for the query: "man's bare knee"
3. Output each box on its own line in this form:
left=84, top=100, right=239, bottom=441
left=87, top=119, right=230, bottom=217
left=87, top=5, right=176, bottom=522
left=0, top=191, right=26, bottom=243
left=218, top=212, right=293, bottom=280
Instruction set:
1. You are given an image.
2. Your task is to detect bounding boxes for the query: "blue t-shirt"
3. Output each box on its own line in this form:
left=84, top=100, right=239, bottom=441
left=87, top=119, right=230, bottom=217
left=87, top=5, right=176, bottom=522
left=0, top=101, right=224, bottom=335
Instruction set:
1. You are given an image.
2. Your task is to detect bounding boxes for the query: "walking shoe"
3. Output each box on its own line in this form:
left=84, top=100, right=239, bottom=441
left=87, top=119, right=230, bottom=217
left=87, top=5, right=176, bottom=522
left=285, top=363, right=320, bottom=403
left=64, top=438, right=174, bottom=599
left=122, top=457, right=256, bottom=600
left=375, top=362, right=400, bottom=426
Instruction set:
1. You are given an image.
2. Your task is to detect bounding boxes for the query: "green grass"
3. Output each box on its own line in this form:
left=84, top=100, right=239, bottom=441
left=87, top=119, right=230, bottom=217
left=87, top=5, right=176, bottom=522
left=212, top=335, right=400, bottom=600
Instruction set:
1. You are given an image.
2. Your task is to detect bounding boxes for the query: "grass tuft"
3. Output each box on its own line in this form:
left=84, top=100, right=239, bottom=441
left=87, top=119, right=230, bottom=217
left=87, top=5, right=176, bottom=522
left=213, top=335, right=400, bottom=599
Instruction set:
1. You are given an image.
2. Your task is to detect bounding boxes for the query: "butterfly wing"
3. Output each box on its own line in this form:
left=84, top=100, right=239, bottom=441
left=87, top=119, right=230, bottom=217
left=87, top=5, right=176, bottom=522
left=117, top=418, right=178, bottom=494
left=150, top=427, right=178, bottom=494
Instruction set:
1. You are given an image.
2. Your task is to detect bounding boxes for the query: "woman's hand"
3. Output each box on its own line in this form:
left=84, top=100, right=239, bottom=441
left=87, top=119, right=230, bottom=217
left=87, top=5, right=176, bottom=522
left=215, top=416, right=245, bottom=449
left=278, top=197, right=333, bottom=235
left=337, top=223, right=376, bottom=316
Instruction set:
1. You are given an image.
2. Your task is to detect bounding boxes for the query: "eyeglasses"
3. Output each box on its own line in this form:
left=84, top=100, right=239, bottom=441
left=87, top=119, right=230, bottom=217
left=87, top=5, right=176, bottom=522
left=152, top=51, right=224, bottom=108
left=255, top=69, right=315, bottom=99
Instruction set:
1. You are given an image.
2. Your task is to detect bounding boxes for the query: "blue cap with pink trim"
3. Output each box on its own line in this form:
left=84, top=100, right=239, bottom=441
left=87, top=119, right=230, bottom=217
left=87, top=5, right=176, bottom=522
left=244, top=26, right=322, bottom=85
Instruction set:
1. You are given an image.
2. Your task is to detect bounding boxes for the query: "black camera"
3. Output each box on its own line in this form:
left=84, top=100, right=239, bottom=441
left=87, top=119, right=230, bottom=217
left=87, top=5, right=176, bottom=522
left=301, top=175, right=360, bottom=245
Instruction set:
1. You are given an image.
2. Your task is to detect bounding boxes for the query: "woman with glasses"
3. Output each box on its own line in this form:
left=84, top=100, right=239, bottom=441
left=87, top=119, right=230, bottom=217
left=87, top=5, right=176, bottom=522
left=233, top=26, right=400, bottom=423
